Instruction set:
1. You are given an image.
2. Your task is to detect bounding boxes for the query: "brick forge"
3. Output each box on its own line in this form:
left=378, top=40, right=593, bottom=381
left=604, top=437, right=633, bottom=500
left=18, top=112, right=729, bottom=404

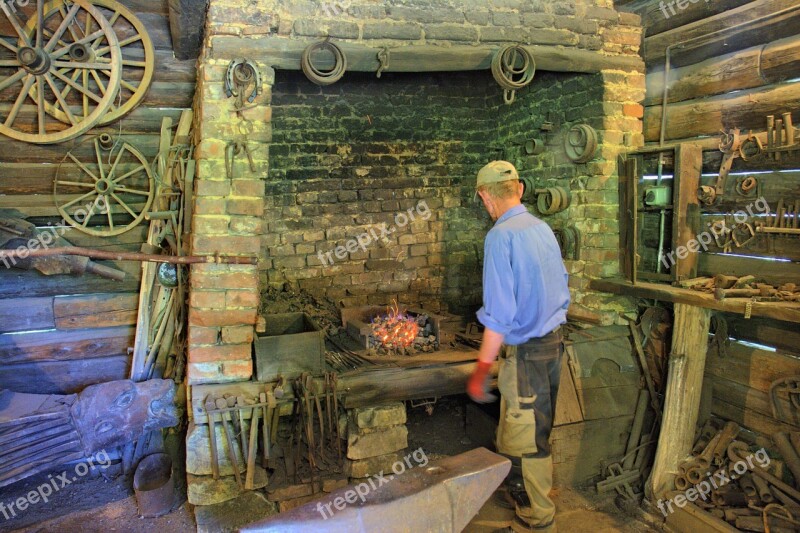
left=188, top=0, right=646, bottom=384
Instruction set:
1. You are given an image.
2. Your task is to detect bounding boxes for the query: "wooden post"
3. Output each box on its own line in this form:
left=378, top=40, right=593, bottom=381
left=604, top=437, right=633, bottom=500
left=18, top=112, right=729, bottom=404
left=671, top=143, right=703, bottom=281
left=647, top=303, right=711, bottom=498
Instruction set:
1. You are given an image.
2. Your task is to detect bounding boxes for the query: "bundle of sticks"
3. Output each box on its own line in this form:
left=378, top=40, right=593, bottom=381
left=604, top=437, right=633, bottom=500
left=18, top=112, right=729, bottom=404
left=673, top=418, right=800, bottom=532
left=686, top=274, right=800, bottom=302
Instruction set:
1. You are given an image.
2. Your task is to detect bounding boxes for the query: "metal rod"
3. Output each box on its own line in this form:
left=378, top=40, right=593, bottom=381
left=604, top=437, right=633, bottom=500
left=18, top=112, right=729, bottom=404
left=0, top=246, right=257, bottom=265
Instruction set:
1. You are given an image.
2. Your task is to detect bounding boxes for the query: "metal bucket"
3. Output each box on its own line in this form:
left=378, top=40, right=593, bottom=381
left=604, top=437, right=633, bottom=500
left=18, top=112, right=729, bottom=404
left=133, top=453, right=175, bottom=517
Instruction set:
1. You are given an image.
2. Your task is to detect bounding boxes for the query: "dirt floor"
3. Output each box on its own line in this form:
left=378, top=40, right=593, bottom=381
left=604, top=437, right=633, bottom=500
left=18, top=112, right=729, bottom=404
left=1, top=395, right=658, bottom=532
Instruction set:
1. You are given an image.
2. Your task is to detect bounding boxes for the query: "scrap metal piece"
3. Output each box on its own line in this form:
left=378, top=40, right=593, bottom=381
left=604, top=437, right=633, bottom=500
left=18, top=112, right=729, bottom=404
left=241, top=447, right=510, bottom=533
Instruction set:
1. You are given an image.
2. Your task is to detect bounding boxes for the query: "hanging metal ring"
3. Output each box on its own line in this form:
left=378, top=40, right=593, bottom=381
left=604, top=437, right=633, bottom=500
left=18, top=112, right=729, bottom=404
left=302, top=39, right=347, bottom=86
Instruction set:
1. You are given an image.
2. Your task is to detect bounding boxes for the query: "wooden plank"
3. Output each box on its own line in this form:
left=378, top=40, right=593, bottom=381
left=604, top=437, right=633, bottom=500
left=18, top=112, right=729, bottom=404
left=551, top=415, right=634, bottom=487
left=0, top=356, right=130, bottom=394
left=0, top=297, right=54, bottom=333
left=53, top=293, right=138, bottom=329
left=703, top=341, right=800, bottom=394
left=705, top=374, right=800, bottom=433
left=553, top=355, right=583, bottom=426
left=0, top=261, right=142, bottom=299
left=671, top=144, right=703, bottom=281
left=644, top=80, right=800, bottom=142
left=590, top=278, right=800, bottom=323
left=210, top=36, right=644, bottom=74
left=0, top=326, right=135, bottom=364
left=648, top=304, right=711, bottom=498
left=643, top=0, right=800, bottom=66
left=619, top=155, right=638, bottom=283
left=723, top=313, right=800, bottom=353
left=698, top=253, right=800, bottom=287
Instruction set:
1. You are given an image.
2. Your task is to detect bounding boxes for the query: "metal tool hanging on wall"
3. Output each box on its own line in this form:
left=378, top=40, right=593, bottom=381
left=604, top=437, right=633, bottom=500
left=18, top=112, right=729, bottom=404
left=491, top=44, right=535, bottom=105
left=564, top=124, right=598, bottom=164
left=301, top=38, right=347, bottom=86
left=225, top=58, right=263, bottom=111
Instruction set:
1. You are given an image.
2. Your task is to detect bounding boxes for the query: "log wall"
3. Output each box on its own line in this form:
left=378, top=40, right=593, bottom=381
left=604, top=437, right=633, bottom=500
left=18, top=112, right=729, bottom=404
left=0, top=0, right=195, bottom=393
left=619, top=0, right=800, bottom=443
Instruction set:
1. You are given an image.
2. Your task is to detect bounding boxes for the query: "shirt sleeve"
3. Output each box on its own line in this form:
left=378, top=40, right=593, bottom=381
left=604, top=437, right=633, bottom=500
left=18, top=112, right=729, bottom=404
left=476, top=231, right=517, bottom=336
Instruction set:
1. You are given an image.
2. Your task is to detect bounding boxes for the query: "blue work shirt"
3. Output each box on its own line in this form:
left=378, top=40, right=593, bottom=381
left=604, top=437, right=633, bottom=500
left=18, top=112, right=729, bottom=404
left=477, top=204, right=570, bottom=344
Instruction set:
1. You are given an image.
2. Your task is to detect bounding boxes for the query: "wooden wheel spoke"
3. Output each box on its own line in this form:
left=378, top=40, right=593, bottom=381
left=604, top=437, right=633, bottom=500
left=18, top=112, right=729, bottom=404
left=82, top=68, right=88, bottom=118
left=112, top=165, right=145, bottom=183
left=110, top=192, right=137, bottom=218
left=55, top=180, right=95, bottom=188
left=0, top=3, right=31, bottom=48
left=96, top=34, right=142, bottom=57
left=61, top=190, right=96, bottom=210
left=107, top=11, right=121, bottom=26
left=84, top=10, right=92, bottom=38
left=0, top=38, right=18, bottom=54
left=90, top=69, right=107, bottom=96
left=42, top=29, right=69, bottom=50
left=115, top=186, right=150, bottom=196
left=56, top=4, right=81, bottom=44
left=45, top=73, right=76, bottom=125
left=106, top=197, right=115, bottom=230
left=120, top=78, right=138, bottom=92
left=51, top=69, right=103, bottom=104
left=0, top=60, right=21, bottom=67
left=81, top=199, right=99, bottom=228
left=36, top=0, right=45, bottom=48
left=51, top=29, right=106, bottom=60
left=67, top=152, right=99, bottom=182
left=52, top=61, right=114, bottom=70
left=106, top=146, right=126, bottom=180
left=121, top=59, right=147, bottom=68
left=0, top=69, right=26, bottom=93
left=4, top=74, right=34, bottom=127
left=36, top=76, right=45, bottom=134
left=45, top=2, right=81, bottom=52
left=95, top=139, right=105, bottom=180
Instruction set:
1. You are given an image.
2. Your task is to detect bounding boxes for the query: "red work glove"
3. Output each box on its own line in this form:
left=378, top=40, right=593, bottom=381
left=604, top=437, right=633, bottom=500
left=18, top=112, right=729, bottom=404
left=467, top=361, right=497, bottom=404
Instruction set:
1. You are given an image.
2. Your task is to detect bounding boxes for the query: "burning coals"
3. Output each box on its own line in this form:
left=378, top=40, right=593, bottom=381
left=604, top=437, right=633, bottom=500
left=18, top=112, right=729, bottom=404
left=368, top=305, right=438, bottom=356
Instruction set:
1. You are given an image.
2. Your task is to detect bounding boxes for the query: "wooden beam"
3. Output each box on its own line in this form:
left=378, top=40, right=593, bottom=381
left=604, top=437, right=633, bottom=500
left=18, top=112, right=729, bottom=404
left=646, top=34, right=800, bottom=106
left=209, top=35, right=644, bottom=74
left=168, top=0, right=207, bottom=60
left=644, top=0, right=800, bottom=67
left=671, top=143, right=703, bottom=281
left=589, top=278, right=800, bottom=323
left=644, top=79, right=800, bottom=142
left=648, top=303, right=711, bottom=498
left=623, top=0, right=752, bottom=38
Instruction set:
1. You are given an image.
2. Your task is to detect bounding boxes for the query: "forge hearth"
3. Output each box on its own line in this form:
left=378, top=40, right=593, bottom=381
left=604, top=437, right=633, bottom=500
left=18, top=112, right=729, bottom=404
left=341, top=305, right=443, bottom=355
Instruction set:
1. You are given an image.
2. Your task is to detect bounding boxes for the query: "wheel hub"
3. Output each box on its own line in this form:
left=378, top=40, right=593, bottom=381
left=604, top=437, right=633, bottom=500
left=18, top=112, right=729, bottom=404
left=95, top=178, right=114, bottom=195
left=17, top=46, right=51, bottom=75
left=69, top=43, right=93, bottom=62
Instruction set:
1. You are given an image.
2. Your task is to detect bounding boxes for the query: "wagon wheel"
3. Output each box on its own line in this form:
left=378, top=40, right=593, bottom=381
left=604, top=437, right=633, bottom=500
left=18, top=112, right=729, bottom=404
left=0, top=0, right=121, bottom=144
left=54, top=137, right=154, bottom=236
left=27, top=0, right=154, bottom=126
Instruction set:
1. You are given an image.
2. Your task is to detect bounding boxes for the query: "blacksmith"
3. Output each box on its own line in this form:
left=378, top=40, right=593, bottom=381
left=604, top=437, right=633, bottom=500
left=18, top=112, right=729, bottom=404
left=466, top=161, right=570, bottom=533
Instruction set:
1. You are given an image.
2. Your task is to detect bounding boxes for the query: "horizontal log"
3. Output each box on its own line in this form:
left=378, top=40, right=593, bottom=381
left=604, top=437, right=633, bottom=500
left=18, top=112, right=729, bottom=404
left=589, top=277, right=800, bottom=323
left=209, top=36, right=644, bottom=74
left=0, top=355, right=130, bottom=394
left=0, top=262, right=141, bottom=298
left=723, top=313, right=800, bottom=353
left=625, top=0, right=753, bottom=38
left=0, top=325, right=135, bottom=364
left=644, top=0, right=800, bottom=67
left=0, top=296, right=54, bottom=333
left=704, top=340, right=800, bottom=393
left=698, top=253, right=800, bottom=287
left=645, top=80, right=800, bottom=142
left=646, top=34, right=800, bottom=106
left=54, top=292, right=138, bottom=330
left=706, top=374, right=800, bottom=431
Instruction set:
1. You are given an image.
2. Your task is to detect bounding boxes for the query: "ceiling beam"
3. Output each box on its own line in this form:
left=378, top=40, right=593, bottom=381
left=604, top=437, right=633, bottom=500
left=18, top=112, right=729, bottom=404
left=168, top=0, right=207, bottom=60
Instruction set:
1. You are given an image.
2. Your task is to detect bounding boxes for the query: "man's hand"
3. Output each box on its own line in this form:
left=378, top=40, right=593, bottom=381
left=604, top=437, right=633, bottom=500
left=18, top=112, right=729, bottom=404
left=467, top=361, right=497, bottom=403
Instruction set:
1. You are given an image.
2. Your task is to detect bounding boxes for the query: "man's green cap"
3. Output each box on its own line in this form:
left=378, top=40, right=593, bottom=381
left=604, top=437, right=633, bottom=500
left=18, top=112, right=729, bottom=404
left=475, top=160, right=519, bottom=202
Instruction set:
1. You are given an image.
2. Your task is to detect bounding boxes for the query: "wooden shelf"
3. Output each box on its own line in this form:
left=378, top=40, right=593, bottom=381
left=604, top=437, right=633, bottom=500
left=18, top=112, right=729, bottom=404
left=590, top=278, right=800, bottom=324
